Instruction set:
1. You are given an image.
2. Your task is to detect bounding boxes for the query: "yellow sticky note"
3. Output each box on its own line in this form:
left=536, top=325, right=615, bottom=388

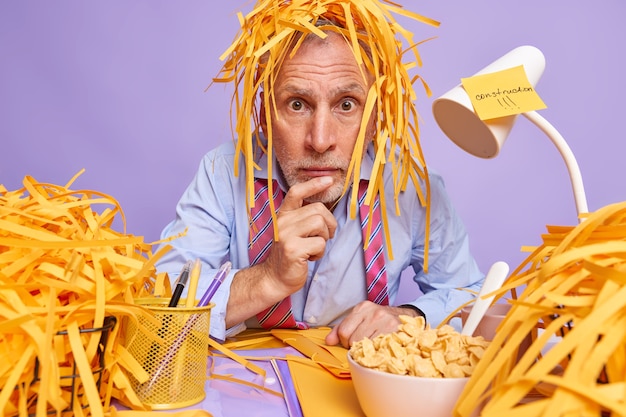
left=461, top=65, right=547, bottom=120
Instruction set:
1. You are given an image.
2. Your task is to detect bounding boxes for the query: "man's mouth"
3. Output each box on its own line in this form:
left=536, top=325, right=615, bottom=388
left=301, top=167, right=338, bottom=178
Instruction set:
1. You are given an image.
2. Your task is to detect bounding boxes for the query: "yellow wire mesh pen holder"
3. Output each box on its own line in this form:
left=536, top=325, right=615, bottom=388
left=123, top=299, right=213, bottom=410
left=27, top=316, right=117, bottom=416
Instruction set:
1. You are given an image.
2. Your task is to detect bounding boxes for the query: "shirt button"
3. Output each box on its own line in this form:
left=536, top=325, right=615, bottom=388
left=312, top=274, right=319, bottom=282
left=308, top=316, right=317, bottom=324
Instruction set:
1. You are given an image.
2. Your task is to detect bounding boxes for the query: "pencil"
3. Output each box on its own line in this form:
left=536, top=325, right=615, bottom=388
left=185, top=259, right=201, bottom=308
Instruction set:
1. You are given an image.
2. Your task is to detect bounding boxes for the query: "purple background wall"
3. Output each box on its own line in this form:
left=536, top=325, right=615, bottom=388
left=2, top=2, right=624, bottom=284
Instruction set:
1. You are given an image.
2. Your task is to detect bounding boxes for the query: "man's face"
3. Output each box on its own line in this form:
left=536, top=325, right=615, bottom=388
left=263, top=32, right=374, bottom=205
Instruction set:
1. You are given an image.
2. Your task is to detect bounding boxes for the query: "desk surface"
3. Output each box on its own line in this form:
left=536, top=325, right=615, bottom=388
left=114, top=334, right=560, bottom=417
left=114, top=347, right=306, bottom=417
left=196, top=347, right=302, bottom=417
left=114, top=328, right=366, bottom=417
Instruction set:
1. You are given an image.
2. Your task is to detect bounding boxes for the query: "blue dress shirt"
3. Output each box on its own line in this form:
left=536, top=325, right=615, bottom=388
left=156, top=140, right=484, bottom=340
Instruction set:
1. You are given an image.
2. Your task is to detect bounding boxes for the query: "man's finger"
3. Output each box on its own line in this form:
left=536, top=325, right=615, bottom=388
left=325, top=325, right=340, bottom=346
left=280, top=176, right=333, bottom=211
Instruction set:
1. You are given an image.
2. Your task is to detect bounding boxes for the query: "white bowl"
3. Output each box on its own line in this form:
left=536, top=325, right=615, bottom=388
left=347, top=352, right=470, bottom=417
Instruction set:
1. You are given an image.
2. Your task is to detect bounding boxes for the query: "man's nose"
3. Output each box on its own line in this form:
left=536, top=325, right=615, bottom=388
left=307, top=108, right=337, bottom=153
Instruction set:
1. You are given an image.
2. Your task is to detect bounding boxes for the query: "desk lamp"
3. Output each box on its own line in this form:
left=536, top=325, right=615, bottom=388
left=431, top=45, right=588, bottom=220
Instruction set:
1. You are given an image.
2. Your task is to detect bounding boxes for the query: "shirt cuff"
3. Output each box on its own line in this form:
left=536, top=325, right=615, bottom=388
left=398, top=304, right=427, bottom=322
left=224, top=322, right=247, bottom=339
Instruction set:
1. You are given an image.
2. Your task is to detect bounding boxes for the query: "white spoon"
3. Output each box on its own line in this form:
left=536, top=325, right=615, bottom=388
left=461, top=261, right=510, bottom=336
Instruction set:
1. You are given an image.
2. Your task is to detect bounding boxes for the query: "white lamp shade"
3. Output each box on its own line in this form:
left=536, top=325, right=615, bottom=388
left=432, top=45, right=546, bottom=158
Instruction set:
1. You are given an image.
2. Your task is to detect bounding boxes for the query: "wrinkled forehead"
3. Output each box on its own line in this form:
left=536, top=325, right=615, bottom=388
left=260, top=24, right=374, bottom=87
left=291, top=19, right=371, bottom=60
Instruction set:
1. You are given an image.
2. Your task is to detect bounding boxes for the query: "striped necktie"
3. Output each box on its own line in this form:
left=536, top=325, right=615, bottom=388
left=357, top=180, right=390, bottom=305
left=249, top=179, right=389, bottom=329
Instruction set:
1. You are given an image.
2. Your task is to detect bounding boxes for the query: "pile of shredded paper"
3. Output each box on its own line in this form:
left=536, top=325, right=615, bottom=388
left=455, top=201, right=626, bottom=417
left=0, top=172, right=193, bottom=416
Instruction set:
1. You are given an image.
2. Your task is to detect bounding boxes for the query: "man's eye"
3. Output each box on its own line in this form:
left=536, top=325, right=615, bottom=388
left=290, top=100, right=303, bottom=111
left=341, top=101, right=354, bottom=111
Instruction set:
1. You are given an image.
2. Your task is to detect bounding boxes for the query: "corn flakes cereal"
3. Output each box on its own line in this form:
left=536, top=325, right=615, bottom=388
left=349, top=315, right=490, bottom=378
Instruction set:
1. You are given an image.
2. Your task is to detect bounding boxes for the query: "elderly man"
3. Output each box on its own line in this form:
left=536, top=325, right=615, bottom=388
left=156, top=0, right=484, bottom=347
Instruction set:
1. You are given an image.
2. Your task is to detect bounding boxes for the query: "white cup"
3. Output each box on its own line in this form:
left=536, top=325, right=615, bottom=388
left=460, top=303, right=511, bottom=341
left=461, top=302, right=533, bottom=364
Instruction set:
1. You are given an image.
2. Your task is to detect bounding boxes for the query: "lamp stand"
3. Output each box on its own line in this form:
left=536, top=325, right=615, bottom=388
left=522, top=111, right=588, bottom=220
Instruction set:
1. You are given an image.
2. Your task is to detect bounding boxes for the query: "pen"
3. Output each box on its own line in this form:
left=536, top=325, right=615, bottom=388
left=143, top=261, right=193, bottom=371
left=168, top=260, right=193, bottom=307
left=143, top=261, right=233, bottom=395
left=197, top=261, right=232, bottom=307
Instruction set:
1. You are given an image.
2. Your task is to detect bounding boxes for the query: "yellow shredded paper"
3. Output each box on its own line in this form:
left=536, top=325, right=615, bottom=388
left=454, top=201, right=626, bottom=417
left=0, top=172, right=204, bottom=416
left=212, top=0, right=440, bottom=266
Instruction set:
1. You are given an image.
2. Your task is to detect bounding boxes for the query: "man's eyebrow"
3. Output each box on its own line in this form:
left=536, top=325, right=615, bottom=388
left=279, top=82, right=367, bottom=97
left=280, top=85, right=313, bottom=96
left=333, top=82, right=368, bottom=96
